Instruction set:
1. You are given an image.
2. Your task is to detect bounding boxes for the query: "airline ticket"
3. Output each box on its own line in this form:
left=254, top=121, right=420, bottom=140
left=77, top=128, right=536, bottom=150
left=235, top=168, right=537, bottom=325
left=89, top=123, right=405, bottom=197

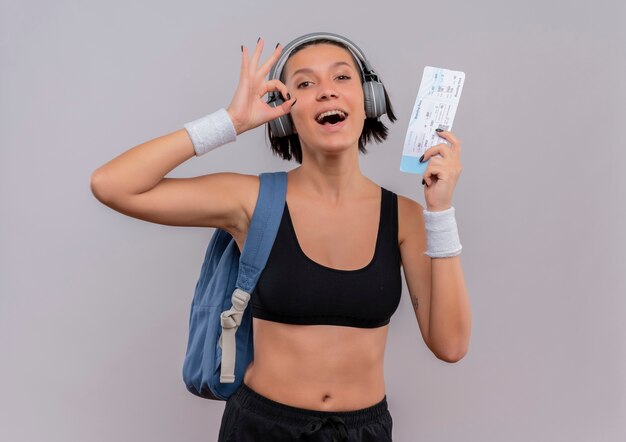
left=400, top=66, right=465, bottom=174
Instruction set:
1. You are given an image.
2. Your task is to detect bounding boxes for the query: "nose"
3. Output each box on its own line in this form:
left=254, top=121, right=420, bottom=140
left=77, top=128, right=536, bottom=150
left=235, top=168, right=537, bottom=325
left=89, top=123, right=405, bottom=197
left=316, top=79, right=339, bottom=101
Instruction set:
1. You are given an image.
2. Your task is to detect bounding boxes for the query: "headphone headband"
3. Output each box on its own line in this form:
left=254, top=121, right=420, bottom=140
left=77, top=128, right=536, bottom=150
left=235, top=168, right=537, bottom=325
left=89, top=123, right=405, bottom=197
left=268, top=32, right=377, bottom=85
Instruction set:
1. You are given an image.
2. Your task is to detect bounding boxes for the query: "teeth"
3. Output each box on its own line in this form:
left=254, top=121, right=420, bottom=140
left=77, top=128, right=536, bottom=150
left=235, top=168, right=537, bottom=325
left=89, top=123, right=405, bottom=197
left=316, top=110, right=346, bottom=122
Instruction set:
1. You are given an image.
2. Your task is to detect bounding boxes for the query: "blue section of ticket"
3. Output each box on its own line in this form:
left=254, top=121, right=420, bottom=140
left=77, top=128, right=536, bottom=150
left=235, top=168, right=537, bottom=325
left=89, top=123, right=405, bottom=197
left=400, top=66, right=465, bottom=174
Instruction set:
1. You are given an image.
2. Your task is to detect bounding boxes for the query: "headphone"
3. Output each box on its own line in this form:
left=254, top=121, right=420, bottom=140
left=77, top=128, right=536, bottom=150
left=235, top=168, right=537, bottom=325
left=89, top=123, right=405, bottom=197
left=266, top=32, right=388, bottom=138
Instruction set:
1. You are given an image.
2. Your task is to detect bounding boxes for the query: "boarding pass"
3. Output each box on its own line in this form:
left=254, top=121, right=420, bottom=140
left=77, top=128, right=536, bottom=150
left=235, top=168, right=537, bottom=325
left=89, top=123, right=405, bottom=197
left=400, top=66, right=465, bottom=174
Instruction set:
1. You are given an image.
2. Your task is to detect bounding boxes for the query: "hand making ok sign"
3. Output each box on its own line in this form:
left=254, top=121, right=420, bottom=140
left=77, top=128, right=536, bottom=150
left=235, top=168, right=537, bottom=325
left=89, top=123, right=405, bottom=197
left=226, top=38, right=297, bottom=136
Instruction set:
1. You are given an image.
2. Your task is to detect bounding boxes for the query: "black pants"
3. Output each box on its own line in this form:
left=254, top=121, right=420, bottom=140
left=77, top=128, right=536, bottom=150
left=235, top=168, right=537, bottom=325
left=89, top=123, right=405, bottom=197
left=217, top=382, right=393, bottom=441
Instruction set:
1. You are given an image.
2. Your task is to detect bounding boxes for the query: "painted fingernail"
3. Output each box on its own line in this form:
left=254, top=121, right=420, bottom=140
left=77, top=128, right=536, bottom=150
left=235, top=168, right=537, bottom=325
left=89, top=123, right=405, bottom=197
left=257, top=37, right=261, bottom=43
left=291, top=98, right=297, bottom=107
left=275, top=42, right=280, bottom=49
left=435, top=128, right=443, bottom=132
left=286, top=93, right=291, bottom=100
left=419, top=154, right=425, bottom=163
left=241, top=45, right=243, bottom=52
left=422, top=179, right=426, bottom=185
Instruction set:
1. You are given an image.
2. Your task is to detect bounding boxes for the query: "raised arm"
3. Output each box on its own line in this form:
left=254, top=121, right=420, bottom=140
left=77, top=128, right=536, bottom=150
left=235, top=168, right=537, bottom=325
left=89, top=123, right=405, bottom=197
left=399, top=129, right=471, bottom=363
left=89, top=38, right=296, bottom=232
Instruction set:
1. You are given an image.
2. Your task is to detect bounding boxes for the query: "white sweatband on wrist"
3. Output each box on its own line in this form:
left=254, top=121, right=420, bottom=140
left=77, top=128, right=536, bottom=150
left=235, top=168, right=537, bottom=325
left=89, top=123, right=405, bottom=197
left=423, top=206, right=462, bottom=258
left=183, top=108, right=237, bottom=156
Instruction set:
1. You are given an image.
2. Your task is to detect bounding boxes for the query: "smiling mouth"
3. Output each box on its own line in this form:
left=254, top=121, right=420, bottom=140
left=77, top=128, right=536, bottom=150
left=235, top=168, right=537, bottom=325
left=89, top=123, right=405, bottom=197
left=315, top=110, right=348, bottom=125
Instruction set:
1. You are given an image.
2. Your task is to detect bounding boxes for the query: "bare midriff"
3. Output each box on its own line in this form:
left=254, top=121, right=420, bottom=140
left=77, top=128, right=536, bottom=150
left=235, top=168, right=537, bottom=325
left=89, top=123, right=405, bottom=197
left=243, top=317, right=389, bottom=412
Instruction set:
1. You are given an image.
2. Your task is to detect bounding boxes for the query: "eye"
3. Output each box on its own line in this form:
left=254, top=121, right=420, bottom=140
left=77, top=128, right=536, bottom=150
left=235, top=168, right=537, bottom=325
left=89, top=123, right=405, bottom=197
left=297, top=81, right=312, bottom=89
left=336, top=75, right=351, bottom=80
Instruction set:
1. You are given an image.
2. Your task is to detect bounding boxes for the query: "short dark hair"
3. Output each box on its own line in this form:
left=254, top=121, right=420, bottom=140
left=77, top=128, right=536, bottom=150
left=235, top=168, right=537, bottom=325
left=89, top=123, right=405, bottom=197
left=266, top=38, right=397, bottom=164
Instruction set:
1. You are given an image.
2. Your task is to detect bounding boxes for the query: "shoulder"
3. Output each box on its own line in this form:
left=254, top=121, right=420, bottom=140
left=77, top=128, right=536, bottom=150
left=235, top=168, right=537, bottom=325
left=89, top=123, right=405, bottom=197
left=228, top=171, right=292, bottom=232
left=225, top=172, right=261, bottom=229
left=395, top=193, right=425, bottom=247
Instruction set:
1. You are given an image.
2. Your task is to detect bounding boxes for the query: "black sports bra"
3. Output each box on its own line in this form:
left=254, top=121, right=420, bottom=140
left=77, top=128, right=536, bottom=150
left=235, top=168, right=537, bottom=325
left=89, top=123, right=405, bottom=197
left=251, top=187, right=402, bottom=328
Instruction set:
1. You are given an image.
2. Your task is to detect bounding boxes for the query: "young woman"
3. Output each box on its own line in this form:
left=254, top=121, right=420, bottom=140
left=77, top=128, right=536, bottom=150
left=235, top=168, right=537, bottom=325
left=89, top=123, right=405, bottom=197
left=91, top=32, right=471, bottom=442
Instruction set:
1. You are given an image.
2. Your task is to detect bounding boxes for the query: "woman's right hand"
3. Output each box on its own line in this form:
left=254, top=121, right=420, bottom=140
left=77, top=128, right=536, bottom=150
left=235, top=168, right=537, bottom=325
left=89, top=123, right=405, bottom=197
left=226, top=38, right=296, bottom=135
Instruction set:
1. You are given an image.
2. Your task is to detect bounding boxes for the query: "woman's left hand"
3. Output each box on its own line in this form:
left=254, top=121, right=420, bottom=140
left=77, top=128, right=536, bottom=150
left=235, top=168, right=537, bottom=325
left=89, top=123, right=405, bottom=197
left=421, top=130, right=463, bottom=211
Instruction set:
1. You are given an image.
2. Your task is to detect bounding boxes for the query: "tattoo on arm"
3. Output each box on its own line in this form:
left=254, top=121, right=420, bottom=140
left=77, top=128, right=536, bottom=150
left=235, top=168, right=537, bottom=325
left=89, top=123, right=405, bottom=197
left=411, top=295, right=419, bottom=310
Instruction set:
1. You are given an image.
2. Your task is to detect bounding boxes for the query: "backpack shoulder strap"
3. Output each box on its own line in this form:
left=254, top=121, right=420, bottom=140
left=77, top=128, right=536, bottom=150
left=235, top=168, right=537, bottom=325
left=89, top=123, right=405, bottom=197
left=218, top=171, right=286, bottom=384
left=236, top=171, right=287, bottom=292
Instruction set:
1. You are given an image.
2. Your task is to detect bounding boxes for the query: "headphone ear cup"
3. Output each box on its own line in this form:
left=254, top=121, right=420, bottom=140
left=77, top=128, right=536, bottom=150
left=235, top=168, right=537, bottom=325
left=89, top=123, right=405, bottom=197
left=268, top=98, right=294, bottom=137
left=362, top=81, right=387, bottom=119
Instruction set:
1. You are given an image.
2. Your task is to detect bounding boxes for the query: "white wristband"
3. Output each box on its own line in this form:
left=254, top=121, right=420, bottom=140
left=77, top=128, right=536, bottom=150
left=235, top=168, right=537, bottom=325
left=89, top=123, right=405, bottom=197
left=423, top=206, right=462, bottom=258
left=183, top=108, right=237, bottom=156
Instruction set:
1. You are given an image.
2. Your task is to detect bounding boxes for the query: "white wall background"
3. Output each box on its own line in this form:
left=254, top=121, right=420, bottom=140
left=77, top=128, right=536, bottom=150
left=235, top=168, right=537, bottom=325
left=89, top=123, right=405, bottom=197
left=1, top=0, right=625, bottom=440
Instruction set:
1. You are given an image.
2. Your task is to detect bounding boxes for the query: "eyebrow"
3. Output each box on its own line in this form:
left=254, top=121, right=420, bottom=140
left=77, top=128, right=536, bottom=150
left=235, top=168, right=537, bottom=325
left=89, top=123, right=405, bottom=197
left=289, top=61, right=354, bottom=79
